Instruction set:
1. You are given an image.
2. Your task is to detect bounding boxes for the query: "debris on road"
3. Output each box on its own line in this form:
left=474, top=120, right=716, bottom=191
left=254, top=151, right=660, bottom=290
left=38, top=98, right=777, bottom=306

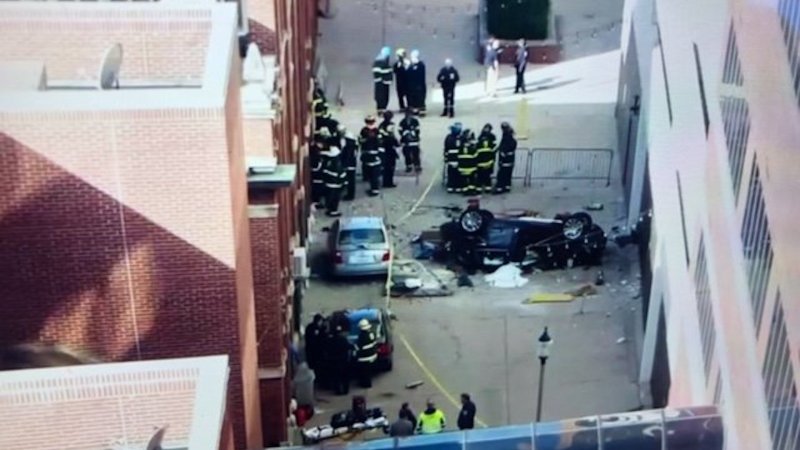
left=524, top=293, right=574, bottom=304
left=457, top=273, right=474, bottom=287
left=485, top=264, right=529, bottom=288
left=616, top=337, right=627, bottom=344
left=585, top=202, right=605, bottom=211
left=405, top=380, right=425, bottom=389
left=390, top=260, right=452, bottom=297
left=565, top=283, right=598, bottom=297
left=595, top=270, right=605, bottom=286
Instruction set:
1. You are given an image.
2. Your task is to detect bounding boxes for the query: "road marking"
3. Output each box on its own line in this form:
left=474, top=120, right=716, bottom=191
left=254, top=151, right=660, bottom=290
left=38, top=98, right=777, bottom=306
left=397, top=332, right=489, bottom=428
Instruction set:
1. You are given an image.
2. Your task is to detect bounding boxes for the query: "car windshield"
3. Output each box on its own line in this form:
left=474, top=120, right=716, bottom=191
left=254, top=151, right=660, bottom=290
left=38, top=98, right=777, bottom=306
left=487, top=224, right=516, bottom=247
left=339, top=228, right=385, bottom=245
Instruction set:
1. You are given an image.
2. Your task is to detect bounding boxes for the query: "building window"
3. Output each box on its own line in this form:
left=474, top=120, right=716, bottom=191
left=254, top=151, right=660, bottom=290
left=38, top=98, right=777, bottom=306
left=722, top=22, right=744, bottom=86
left=778, top=0, right=800, bottom=108
left=740, top=160, right=774, bottom=336
left=762, top=295, right=800, bottom=449
left=719, top=96, right=751, bottom=201
left=693, top=43, right=710, bottom=135
left=714, top=371, right=723, bottom=405
left=693, top=235, right=716, bottom=381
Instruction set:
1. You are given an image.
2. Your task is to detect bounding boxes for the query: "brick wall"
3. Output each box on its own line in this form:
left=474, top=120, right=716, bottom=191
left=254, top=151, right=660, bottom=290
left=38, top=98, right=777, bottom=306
left=247, top=0, right=277, bottom=54
left=0, top=10, right=211, bottom=82
left=259, top=377, right=290, bottom=445
left=0, top=103, right=255, bottom=448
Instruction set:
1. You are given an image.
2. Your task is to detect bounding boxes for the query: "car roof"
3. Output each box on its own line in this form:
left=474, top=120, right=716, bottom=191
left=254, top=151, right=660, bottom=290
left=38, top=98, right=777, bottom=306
left=346, top=308, right=381, bottom=323
left=339, top=216, right=385, bottom=230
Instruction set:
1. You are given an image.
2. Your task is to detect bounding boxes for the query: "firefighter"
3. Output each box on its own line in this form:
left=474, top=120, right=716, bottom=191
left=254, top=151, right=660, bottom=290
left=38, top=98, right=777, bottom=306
left=340, top=127, right=359, bottom=201
left=312, top=83, right=328, bottom=120
left=494, top=122, right=518, bottom=194
left=355, top=318, right=378, bottom=388
left=399, top=109, right=421, bottom=173
left=443, top=122, right=463, bottom=193
left=436, top=58, right=460, bottom=118
left=372, top=46, right=393, bottom=116
left=457, top=129, right=478, bottom=196
left=393, top=48, right=409, bottom=111
left=475, top=123, right=497, bottom=193
left=323, top=146, right=346, bottom=217
left=406, top=49, right=427, bottom=116
left=310, top=132, right=328, bottom=207
left=378, top=111, right=399, bottom=188
left=359, top=115, right=382, bottom=196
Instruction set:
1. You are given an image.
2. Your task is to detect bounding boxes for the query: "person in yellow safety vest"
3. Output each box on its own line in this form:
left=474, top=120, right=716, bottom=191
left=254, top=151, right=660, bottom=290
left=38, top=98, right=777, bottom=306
left=355, top=318, right=378, bottom=388
left=417, top=400, right=446, bottom=434
left=457, top=129, right=478, bottom=196
left=475, top=123, right=497, bottom=193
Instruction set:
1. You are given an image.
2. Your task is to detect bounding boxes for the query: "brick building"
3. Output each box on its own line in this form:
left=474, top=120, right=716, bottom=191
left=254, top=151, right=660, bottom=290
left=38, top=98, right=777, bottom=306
left=0, top=0, right=316, bottom=448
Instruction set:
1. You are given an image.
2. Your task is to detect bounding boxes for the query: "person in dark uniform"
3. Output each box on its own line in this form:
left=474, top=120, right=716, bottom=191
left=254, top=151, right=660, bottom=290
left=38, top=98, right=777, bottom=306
left=494, top=122, right=518, bottom=193
left=514, top=39, right=528, bottom=94
left=457, top=393, right=477, bottom=430
left=323, top=147, right=346, bottom=217
left=355, top=318, right=378, bottom=388
left=312, top=82, right=328, bottom=120
left=372, top=46, right=393, bottom=116
left=436, top=58, right=460, bottom=118
left=310, top=137, right=326, bottom=207
left=378, top=111, right=399, bottom=188
left=443, top=122, right=463, bottom=193
left=406, top=49, right=427, bottom=116
left=393, top=48, right=409, bottom=111
left=399, top=109, right=421, bottom=173
left=457, top=129, right=478, bottom=196
left=329, top=324, right=353, bottom=395
left=359, top=115, right=382, bottom=196
left=340, top=128, right=359, bottom=201
left=304, top=314, right=325, bottom=373
left=475, top=123, right=497, bottom=193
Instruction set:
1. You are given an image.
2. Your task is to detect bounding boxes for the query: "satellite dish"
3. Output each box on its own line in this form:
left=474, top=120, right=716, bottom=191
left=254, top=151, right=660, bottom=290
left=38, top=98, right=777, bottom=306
left=145, top=425, right=168, bottom=450
left=98, top=43, right=123, bottom=90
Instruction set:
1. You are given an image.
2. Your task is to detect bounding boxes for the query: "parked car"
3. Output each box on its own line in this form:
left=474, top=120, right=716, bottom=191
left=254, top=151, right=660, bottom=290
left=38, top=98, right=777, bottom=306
left=327, top=216, right=391, bottom=277
left=328, top=308, right=394, bottom=372
left=437, top=206, right=606, bottom=272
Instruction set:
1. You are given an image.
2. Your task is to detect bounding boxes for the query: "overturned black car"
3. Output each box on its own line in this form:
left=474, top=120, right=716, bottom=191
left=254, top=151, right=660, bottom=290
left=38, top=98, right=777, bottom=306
left=436, top=206, right=607, bottom=272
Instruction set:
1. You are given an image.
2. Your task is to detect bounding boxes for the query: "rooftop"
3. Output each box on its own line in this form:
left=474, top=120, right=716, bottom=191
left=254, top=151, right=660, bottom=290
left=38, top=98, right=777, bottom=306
left=0, top=1, right=238, bottom=112
left=0, top=355, right=229, bottom=450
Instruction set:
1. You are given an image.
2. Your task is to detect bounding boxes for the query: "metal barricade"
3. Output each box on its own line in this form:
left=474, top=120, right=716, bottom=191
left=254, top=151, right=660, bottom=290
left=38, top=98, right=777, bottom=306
left=527, top=148, right=614, bottom=186
left=440, top=148, right=535, bottom=187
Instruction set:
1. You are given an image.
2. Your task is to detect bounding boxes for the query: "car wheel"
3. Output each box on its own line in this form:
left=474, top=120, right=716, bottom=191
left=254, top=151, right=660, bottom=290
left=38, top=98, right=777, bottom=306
left=459, top=209, right=494, bottom=235
left=562, top=213, right=592, bottom=240
left=381, top=357, right=393, bottom=372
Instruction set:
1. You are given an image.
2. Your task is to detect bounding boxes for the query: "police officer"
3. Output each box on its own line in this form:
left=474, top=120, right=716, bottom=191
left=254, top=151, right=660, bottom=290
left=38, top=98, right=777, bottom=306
left=372, top=46, right=393, bottom=116
left=443, top=123, right=462, bottom=193
left=393, top=48, right=409, bottom=111
left=457, top=129, right=478, bottom=196
left=475, top=123, right=497, bottom=193
left=323, top=147, right=346, bottom=217
left=329, top=324, right=353, bottom=396
left=359, top=115, right=382, bottom=196
left=355, top=318, right=378, bottom=388
left=406, top=49, right=427, bottom=116
left=399, top=109, right=421, bottom=173
left=378, top=111, right=399, bottom=188
left=340, top=127, right=359, bottom=201
left=494, top=122, right=518, bottom=194
left=304, top=314, right=325, bottom=373
left=436, top=58, right=460, bottom=118
left=514, top=39, right=528, bottom=94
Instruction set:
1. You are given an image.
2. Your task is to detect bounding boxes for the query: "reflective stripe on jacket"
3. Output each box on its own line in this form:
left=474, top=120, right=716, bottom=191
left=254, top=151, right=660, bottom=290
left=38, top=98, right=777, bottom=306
left=356, top=330, right=378, bottom=363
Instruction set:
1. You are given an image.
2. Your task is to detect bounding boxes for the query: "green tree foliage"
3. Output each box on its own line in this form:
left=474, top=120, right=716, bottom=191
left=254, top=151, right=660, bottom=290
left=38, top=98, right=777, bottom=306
left=487, top=0, right=550, bottom=40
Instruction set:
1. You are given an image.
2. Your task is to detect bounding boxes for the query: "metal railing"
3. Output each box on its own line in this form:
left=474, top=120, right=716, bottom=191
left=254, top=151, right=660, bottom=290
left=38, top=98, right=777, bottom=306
left=440, top=147, right=615, bottom=188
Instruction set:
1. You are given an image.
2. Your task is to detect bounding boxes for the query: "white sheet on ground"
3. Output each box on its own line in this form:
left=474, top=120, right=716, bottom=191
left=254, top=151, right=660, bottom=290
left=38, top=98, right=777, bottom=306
left=484, top=264, right=529, bottom=288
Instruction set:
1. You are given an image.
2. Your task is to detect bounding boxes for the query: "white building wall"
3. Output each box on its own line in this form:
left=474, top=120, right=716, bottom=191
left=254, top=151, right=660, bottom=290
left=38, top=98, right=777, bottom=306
left=623, top=0, right=800, bottom=447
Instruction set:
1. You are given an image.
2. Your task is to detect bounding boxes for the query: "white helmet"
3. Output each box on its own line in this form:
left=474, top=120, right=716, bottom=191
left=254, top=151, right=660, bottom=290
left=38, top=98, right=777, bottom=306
left=358, top=318, right=371, bottom=330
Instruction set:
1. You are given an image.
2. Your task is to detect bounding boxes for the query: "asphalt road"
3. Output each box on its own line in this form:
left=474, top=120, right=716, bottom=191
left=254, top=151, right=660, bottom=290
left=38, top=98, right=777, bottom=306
left=300, top=0, right=639, bottom=435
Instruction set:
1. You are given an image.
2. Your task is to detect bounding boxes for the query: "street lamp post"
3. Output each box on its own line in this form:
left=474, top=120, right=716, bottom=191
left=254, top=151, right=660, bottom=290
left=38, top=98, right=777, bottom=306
left=535, top=327, right=553, bottom=422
